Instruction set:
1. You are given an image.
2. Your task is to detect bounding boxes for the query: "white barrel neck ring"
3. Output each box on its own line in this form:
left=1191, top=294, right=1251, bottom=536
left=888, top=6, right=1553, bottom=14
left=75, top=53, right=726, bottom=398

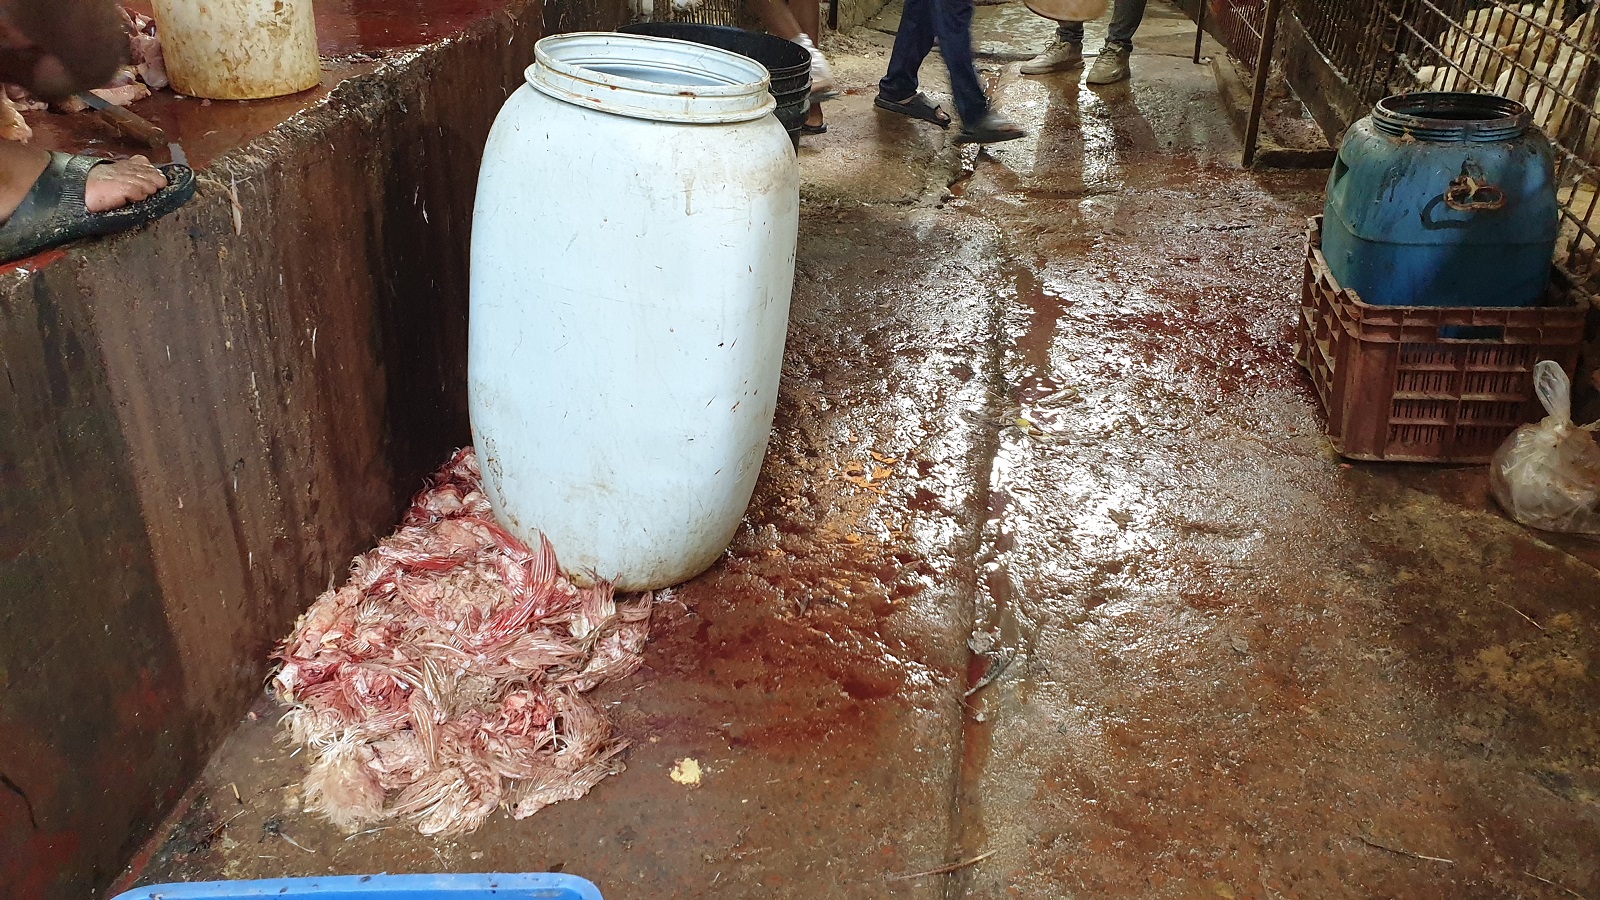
left=530, top=32, right=776, bottom=125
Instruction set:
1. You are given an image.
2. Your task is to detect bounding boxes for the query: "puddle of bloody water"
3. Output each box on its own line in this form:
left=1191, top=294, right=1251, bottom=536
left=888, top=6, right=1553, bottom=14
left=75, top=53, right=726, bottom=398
left=1008, top=262, right=1071, bottom=405
left=0, top=247, right=66, bottom=276
left=314, top=0, right=515, bottom=57
left=123, top=0, right=512, bottom=58
left=632, top=506, right=956, bottom=757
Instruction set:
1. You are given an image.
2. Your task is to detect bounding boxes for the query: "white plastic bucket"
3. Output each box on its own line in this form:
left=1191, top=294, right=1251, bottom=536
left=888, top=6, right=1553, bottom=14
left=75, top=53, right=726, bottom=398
left=469, top=33, right=799, bottom=590
left=152, top=0, right=320, bottom=100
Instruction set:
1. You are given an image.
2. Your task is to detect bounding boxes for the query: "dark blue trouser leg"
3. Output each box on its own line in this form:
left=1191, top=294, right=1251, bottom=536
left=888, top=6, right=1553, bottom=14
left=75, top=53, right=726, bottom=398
left=933, top=0, right=988, bottom=124
left=879, top=0, right=937, bottom=102
left=880, top=0, right=989, bottom=124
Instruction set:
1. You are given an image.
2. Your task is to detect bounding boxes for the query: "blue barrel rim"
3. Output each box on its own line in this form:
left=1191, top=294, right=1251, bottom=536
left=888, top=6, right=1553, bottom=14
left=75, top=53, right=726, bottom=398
left=1373, top=92, right=1531, bottom=143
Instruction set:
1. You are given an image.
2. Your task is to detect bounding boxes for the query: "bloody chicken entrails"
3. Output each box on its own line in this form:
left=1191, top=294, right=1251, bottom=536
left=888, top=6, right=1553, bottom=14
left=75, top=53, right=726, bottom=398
left=274, top=447, right=653, bottom=836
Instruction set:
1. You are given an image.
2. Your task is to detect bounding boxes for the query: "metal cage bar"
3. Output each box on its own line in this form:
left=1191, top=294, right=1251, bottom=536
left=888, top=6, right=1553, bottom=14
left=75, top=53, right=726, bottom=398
left=1208, top=0, right=1271, bottom=68
left=1196, top=0, right=1288, bottom=165
left=636, top=0, right=755, bottom=27
left=1243, top=0, right=1287, bottom=165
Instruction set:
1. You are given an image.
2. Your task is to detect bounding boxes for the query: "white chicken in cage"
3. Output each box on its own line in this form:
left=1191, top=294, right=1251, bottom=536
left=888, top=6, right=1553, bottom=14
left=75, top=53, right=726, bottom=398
left=1411, top=2, right=1600, bottom=156
left=1412, top=2, right=1553, bottom=93
left=631, top=0, right=704, bottom=19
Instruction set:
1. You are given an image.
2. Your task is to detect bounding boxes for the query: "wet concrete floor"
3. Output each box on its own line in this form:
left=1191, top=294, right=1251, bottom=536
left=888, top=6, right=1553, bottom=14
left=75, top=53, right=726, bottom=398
left=123, top=3, right=1600, bottom=897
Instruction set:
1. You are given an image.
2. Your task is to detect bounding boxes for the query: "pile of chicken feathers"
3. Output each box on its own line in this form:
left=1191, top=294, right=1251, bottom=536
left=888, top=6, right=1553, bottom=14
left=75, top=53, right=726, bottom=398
left=0, top=6, right=169, bottom=142
left=273, top=448, right=653, bottom=837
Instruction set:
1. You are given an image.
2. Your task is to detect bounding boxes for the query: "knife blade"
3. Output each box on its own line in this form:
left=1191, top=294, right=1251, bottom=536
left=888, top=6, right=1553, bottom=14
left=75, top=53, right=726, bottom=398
left=75, top=92, right=168, bottom=149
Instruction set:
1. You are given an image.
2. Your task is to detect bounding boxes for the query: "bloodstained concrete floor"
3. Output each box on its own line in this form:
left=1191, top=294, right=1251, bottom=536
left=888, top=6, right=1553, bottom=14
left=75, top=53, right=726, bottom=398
left=121, top=3, right=1600, bottom=898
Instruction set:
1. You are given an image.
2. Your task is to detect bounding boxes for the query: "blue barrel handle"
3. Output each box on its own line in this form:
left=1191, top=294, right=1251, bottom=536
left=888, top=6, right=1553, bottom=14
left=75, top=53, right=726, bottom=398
left=1444, top=160, right=1507, bottom=212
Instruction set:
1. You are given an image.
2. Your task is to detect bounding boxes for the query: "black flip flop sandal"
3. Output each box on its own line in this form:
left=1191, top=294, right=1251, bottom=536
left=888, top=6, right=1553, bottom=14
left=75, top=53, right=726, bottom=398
left=874, top=92, right=952, bottom=129
left=955, top=114, right=1027, bottom=145
left=798, top=122, right=829, bottom=135
left=0, top=151, right=197, bottom=264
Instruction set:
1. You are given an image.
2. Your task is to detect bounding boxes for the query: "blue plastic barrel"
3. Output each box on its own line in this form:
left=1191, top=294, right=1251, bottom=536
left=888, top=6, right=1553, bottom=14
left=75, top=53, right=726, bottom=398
left=109, top=873, right=602, bottom=899
left=1322, top=92, right=1559, bottom=307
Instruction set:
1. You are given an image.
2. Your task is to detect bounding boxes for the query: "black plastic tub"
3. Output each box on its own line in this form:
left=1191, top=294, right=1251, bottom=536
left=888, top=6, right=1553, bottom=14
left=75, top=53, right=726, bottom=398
left=618, top=22, right=811, bottom=136
left=619, top=21, right=810, bottom=78
left=773, top=98, right=809, bottom=135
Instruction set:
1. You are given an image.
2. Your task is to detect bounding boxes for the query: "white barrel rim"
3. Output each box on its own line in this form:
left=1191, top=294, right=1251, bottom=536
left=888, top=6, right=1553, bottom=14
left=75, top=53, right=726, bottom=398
left=530, top=32, right=776, bottom=124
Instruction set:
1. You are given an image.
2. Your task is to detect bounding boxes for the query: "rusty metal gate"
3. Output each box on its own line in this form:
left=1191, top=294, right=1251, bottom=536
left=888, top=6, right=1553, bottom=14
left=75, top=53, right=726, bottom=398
left=1196, top=0, right=1289, bottom=165
left=1277, top=0, right=1600, bottom=279
left=638, top=0, right=753, bottom=26
left=1291, top=0, right=1397, bottom=107
left=634, top=0, right=840, bottom=32
left=1202, top=0, right=1272, bottom=68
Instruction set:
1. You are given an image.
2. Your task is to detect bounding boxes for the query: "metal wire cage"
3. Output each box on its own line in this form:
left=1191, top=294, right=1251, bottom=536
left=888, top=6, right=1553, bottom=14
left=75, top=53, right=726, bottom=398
left=634, top=0, right=755, bottom=27
left=1291, top=0, right=1398, bottom=106
left=632, top=0, right=842, bottom=37
left=1209, top=0, right=1272, bottom=68
left=1393, top=0, right=1600, bottom=274
left=1290, top=0, right=1600, bottom=277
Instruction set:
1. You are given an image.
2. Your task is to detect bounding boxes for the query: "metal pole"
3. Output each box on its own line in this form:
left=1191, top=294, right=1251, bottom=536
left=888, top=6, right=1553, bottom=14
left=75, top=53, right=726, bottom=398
left=1377, top=0, right=1409, bottom=99
left=1242, top=0, right=1284, bottom=167
left=1193, top=0, right=1208, bottom=64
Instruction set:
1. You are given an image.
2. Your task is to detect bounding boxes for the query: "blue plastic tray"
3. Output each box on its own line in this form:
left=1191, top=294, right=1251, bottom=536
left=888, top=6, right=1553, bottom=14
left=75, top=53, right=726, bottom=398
left=110, top=873, right=601, bottom=899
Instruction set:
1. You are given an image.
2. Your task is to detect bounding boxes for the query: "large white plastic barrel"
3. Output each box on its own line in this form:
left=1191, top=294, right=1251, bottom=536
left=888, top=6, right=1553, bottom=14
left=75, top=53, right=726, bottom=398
left=469, top=33, right=799, bottom=591
left=152, top=0, right=320, bottom=99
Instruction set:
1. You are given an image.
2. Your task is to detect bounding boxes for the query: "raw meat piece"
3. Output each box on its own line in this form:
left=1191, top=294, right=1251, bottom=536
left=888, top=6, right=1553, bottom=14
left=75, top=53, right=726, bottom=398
left=4, top=85, right=45, bottom=109
left=50, top=81, right=148, bottom=113
left=132, top=34, right=168, bottom=90
left=104, top=64, right=140, bottom=88
left=0, top=94, right=32, bottom=142
left=275, top=447, right=653, bottom=836
left=91, top=81, right=151, bottom=106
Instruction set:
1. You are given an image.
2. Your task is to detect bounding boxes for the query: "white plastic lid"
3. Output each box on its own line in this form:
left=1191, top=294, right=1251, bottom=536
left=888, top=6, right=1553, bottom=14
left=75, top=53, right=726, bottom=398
left=530, top=32, right=776, bottom=124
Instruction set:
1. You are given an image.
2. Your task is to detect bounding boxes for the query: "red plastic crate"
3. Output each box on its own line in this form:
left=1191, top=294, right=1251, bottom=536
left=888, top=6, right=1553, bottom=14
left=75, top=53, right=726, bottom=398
left=1295, top=216, right=1589, bottom=463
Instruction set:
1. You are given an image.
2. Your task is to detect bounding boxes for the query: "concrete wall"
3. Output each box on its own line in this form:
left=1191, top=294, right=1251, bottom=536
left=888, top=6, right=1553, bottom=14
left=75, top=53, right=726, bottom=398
left=836, top=0, right=892, bottom=32
left=0, top=5, right=544, bottom=897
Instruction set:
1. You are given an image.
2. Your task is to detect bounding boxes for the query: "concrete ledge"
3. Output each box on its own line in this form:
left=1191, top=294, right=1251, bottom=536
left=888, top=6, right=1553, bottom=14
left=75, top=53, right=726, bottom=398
left=0, top=6, right=543, bottom=898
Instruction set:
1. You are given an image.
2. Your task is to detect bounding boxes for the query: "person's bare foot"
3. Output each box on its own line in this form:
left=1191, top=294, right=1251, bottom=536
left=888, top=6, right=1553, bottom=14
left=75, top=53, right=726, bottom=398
left=0, top=141, right=166, bottom=223
left=84, top=154, right=167, bottom=213
left=805, top=102, right=824, bottom=129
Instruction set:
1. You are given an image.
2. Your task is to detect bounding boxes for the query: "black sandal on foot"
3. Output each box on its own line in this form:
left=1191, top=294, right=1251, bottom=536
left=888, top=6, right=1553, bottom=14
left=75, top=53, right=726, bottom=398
left=955, top=113, right=1027, bottom=145
left=874, top=92, right=952, bottom=128
left=798, top=122, right=829, bottom=135
left=0, top=152, right=196, bottom=263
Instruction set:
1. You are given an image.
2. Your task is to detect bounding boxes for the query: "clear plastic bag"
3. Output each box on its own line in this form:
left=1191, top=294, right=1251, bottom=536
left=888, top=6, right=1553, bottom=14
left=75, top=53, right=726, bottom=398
left=1489, top=360, right=1600, bottom=535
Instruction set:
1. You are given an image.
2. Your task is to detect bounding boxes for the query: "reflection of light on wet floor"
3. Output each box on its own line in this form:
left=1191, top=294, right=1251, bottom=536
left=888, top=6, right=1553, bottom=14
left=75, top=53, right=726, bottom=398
left=983, top=78, right=1122, bottom=192
left=989, top=77, right=1050, bottom=174
left=990, top=248, right=1227, bottom=630
left=1076, top=90, right=1122, bottom=188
